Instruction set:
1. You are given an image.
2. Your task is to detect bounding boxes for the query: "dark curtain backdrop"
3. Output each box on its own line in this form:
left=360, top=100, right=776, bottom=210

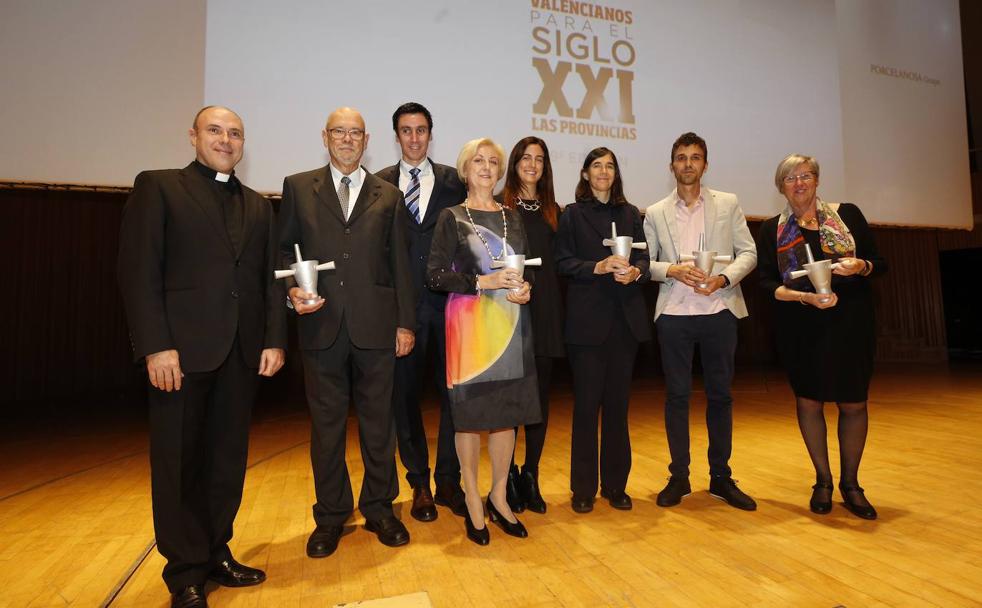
left=2, top=186, right=979, bottom=408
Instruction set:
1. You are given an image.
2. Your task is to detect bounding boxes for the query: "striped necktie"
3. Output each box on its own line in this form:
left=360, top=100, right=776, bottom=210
left=338, top=175, right=351, bottom=219
left=405, top=167, right=421, bottom=223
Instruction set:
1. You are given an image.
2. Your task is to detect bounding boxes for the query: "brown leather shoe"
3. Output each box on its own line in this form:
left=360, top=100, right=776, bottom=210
left=410, top=486, right=438, bottom=522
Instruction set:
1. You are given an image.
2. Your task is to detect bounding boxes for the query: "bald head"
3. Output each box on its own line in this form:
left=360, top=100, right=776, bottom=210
left=189, top=105, right=245, bottom=174
left=192, top=105, right=243, bottom=131
left=322, top=107, right=369, bottom=174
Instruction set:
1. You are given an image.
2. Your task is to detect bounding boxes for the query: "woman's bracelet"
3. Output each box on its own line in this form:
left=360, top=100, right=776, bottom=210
left=798, top=292, right=807, bottom=305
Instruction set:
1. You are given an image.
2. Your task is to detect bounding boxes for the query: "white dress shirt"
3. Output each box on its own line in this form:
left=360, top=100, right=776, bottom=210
left=397, top=158, right=435, bottom=221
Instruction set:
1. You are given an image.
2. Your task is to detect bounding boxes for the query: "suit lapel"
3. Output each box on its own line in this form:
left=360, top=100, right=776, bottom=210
left=702, top=188, right=718, bottom=248
left=179, top=164, right=236, bottom=258
left=420, top=160, right=447, bottom=228
left=584, top=202, right=614, bottom=242
left=346, top=169, right=381, bottom=225
left=313, top=166, right=346, bottom=224
left=662, top=190, right=682, bottom=258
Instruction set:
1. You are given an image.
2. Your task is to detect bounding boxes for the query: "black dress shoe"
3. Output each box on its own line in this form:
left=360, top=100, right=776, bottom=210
left=208, top=556, right=266, bottom=587
left=600, top=488, right=633, bottom=510
left=506, top=464, right=526, bottom=513
left=434, top=482, right=468, bottom=517
left=656, top=477, right=691, bottom=507
left=486, top=495, right=528, bottom=538
left=365, top=516, right=411, bottom=547
left=520, top=467, right=547, bottom=514
left=410, top=486, right=438, bottom=522
left=171, top=584, right=207, bottom=608
left=840, top=484, right=878, bottom=520
left=306, top=524, right=344, bottom=558
left=571, top=494, right=594, bottom=513
left=810, top=481, right=833, bottom=515
left=464, top=511, right=490, bottom=545
left=709, top=476, right=758, bottom=511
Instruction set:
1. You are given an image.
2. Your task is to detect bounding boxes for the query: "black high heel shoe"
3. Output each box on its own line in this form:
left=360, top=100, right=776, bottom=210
left=486, top=495, right=528, bottom=538
left=464, top=511, right=490, bottom=545
left=840, top=484, right=877, bottom=520
left=506, top=464, right=526, bottom=513
left=520, top=467, right=547, bottom=514
left=809, top=481, right=833, bottom=514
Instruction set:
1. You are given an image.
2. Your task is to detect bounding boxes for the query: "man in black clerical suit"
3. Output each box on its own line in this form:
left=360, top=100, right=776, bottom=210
left=375, top=102, right=467, bottom=521
left=277, top=107, right=416, bottom=557
left=117, top=106, right=286, bottom=608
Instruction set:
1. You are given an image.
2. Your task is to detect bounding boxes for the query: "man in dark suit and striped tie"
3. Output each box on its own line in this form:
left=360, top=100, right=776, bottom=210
left=376, top=103, right=467, bottom=522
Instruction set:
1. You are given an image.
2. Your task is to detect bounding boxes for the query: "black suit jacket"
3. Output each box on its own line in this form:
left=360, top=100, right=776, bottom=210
left=375, top=159, right=466, bottom=312
left=117, top=163, right=287, bottom=372
left=555, top=198, right=652, bottom=345
left=277, top=165, right=415, bottom=350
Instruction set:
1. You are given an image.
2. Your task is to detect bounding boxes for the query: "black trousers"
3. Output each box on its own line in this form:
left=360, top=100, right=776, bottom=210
left=567, top=315, right=638, bottom=497
left=302, top=322, right=399, bottom=525
left=148, top=338, right=257, bottom=592
left=656, top=310, right=738, bottom=479
left=391, top=301, right=459, bottom=489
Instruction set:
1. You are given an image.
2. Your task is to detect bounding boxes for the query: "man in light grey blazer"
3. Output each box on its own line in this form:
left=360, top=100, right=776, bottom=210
left=643, top=132, right=758, bottom=511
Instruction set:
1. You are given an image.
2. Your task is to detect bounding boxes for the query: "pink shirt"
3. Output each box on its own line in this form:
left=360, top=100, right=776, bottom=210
left=662, top=194, right=726, bottom=317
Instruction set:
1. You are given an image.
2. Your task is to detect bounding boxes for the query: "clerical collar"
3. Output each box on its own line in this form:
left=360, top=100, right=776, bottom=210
left=192, top=159, right=236, bottom=183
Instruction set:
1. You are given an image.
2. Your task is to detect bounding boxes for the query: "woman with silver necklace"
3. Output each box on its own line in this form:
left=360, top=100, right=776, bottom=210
left=427, top=138, right=540, bottom=545
left=497, top=136, right=565, bottom=515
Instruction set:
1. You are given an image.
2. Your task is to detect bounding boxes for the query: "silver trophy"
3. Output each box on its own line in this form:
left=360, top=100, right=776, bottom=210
left=602, top=221, right=648, bottom=259
left=490, top=254, right=542, bottom=292
left=679, top=233, right=732, bottom=289
left=274, top=243, right=336, bottom=306
left=789, top=243, right=840, bottom=303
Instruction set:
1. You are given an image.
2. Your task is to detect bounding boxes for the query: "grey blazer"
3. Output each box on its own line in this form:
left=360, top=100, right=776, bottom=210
left=643, top=187, right=757, bottom=320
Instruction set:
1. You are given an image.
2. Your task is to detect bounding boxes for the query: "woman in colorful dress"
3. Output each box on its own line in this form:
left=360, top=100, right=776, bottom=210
left=427, top=138, right=540, bottom=544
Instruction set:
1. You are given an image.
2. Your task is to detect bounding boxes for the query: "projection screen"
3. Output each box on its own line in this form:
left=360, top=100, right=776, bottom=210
left=0, top=0, right=971, bottom=228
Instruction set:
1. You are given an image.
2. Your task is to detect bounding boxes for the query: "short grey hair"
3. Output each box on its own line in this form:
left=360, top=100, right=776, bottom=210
left=774, top=154, right=820, bottom=192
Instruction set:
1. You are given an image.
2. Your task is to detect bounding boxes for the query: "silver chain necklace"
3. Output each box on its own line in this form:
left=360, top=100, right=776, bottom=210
left=516, top=197, right=540, bottom=211
left=463, top=198, right=507, bottom=261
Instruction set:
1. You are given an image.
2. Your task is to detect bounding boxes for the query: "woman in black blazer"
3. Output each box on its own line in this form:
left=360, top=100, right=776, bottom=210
left=555, top=147, right=651, bottom=514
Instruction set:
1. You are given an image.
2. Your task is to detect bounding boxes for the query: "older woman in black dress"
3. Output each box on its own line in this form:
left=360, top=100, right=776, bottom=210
left=427, top=138, right=540, bottom=544
left=757, top=153, right=887, bottom=519
left=555, top=147, right=650, bottom=514
left=499, top=136, right=564, bottom=514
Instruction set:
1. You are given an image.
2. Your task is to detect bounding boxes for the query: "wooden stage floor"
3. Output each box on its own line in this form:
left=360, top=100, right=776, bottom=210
left=1, top=363, right=980, bottom=607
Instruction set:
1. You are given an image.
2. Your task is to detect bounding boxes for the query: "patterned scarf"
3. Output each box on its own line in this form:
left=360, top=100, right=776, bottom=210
left=776, top=198, right=856, bottom=287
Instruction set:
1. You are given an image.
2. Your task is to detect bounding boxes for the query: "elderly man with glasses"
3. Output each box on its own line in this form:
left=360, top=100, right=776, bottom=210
left=278, top=107, right=416, bottom=557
